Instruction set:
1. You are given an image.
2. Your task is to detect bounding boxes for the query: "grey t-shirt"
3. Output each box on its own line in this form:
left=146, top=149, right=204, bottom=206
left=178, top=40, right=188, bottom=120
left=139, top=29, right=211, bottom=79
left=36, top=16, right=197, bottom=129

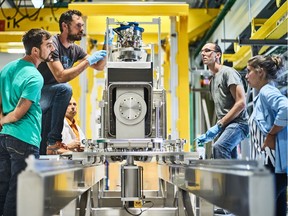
left=38, top=35, right=87, bottom=85
left=210, top=65, right=248, bottom=124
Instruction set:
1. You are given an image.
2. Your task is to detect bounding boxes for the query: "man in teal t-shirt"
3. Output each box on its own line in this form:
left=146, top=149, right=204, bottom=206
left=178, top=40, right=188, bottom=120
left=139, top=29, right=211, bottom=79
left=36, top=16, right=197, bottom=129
left=0, top=29, right=55, bottom=216
left=0, top=59, right=43, bottom=146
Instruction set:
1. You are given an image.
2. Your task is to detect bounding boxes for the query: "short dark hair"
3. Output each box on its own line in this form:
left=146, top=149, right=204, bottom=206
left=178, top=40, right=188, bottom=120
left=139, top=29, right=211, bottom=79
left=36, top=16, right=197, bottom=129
left=213, top=43, right=222, bottom=63
left=213, top=43, right=222, bottom=55
left=22, top=29, right=51, bottom=55
left=59, top=10, right=82, bottom=32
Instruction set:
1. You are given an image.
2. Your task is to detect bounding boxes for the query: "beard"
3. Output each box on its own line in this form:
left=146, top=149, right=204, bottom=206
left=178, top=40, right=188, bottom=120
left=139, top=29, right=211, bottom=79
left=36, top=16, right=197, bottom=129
left=67, top=33, right=82, bottom=42
left=40, top=51, right=53, bottom=62
left=67, top=27, right=82, bottom=42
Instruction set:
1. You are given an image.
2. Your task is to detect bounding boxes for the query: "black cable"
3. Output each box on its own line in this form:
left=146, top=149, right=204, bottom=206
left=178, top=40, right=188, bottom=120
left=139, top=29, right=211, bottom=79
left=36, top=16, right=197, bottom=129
left=123, top=200, right=154, bottom=216
left=23, top=0, right=29, bottom=17
left=49, top=0, right=62, bottom=23
left=0, top=0, right=5, bottom=7
left=11, top=0, right=28, bottom=18
left=26, top=7, right=42, bottom=21
left=124, top=205, right=143, bottom=216
left=0, top=0, right=19, bottom=20
left=0, top=0, right=44, bottom=28
left=24, top=0, right=46, bottom=22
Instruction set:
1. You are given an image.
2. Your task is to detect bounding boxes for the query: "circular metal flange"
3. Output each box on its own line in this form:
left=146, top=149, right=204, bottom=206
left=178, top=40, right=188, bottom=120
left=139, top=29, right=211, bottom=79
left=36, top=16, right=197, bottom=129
left=114, top=92, right=147, bottom=125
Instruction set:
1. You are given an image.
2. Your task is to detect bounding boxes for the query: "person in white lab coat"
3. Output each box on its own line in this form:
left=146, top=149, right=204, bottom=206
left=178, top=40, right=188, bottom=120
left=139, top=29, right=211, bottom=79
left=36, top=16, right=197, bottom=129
left=62, top=97, right=85, bottom=152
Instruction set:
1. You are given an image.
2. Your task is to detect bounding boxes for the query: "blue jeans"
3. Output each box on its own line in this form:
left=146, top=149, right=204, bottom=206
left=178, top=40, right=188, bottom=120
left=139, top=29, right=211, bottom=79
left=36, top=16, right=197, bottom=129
left=0, top=134, right=39, bottom=216
left=40, top=83, right=72, bottom=155
left=213, top=122, right=249, bottom=159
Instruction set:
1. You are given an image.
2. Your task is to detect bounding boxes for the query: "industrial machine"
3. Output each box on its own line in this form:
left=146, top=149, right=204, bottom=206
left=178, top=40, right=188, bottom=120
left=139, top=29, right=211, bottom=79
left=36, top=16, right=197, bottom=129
left=17, top=18, right=275, bottom=216
left=90, top=17, right=188, bottom=210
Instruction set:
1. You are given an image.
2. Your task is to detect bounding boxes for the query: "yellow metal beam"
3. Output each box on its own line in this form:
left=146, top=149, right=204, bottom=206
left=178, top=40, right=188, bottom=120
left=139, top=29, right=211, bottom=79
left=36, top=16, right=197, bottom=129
left=0, top=31, right=58, bottom=43
left=223, top=1, right=288, bottom=69
left=251, top=18, right=267, bottom=35
left=258, top=17, right=288, bottom=54
left=188, top=8, right=219, bottom=43
left=177, top=15, right=190, bottom=151
left=68, top=3, right=189, bottom=16
left=188, top=21, right=211, bottom=43
left=0, top=32, right=23, bottom=43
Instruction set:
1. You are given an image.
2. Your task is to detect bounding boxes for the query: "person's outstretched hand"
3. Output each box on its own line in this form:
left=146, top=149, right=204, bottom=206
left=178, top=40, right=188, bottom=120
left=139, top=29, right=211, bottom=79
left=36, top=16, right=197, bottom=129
left=104, top=28, right=115, bottom=45
left=195, top=124, right=222, bottom=144
left=87, top=50, right=107, bottom=65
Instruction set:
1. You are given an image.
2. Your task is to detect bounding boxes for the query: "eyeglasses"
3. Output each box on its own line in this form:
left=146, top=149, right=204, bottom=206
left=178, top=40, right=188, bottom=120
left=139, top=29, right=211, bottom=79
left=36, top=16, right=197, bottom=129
left=201, top=48, right=215, bottom=54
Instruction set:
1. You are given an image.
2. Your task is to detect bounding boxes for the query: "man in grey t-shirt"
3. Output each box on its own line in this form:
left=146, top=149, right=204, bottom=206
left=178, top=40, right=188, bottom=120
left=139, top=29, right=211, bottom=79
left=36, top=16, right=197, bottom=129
left=37, top=10, right=107, bottom=155
left=195, top=42, right=249, bottom=159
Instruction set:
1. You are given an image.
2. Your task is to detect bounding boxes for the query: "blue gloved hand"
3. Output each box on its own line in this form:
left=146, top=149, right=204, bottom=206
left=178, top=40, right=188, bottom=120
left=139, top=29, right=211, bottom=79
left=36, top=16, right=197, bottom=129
left=87, top=50, right=107, bottom=65
left=195, top=124, right=222, bottom=144
left=205, top=124, right=222, bottom=139
left=195, top=134, right=208, bottom=145
left=104, top=28, right=115, bottom=45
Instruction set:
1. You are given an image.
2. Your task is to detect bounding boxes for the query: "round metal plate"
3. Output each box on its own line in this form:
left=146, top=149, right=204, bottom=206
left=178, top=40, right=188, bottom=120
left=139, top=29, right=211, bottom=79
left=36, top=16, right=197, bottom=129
left=114, top=92, right=147, bottom=125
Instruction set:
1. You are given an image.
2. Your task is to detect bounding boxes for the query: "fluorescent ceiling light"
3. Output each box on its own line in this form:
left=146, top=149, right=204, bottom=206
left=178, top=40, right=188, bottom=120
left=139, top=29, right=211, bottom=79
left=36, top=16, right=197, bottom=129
left=31, top=0, right=44, bottom=8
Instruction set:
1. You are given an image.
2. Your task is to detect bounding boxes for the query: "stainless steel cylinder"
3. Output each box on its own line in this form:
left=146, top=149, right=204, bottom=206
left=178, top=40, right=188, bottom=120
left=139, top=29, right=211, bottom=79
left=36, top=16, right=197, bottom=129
left=121, top=165, right=143, bottom=201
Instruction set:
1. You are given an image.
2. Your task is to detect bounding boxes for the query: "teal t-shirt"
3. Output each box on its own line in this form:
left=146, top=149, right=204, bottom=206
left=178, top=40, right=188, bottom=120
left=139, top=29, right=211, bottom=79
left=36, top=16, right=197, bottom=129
left=0, top=59, right=44, bottom=147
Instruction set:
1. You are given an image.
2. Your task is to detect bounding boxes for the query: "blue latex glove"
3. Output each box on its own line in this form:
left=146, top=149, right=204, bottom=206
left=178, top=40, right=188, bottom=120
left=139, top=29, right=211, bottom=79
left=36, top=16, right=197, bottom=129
left=104, top=28, right=115, bottom=45
left=195, top=124, right=222, bottom=144
left=87, top=50, right=107, bottom=65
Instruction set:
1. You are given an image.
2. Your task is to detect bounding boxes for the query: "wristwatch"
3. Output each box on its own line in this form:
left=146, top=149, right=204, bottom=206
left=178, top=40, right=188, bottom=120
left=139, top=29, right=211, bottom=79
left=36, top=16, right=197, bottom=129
left=217, top=121, right=223, bottom=128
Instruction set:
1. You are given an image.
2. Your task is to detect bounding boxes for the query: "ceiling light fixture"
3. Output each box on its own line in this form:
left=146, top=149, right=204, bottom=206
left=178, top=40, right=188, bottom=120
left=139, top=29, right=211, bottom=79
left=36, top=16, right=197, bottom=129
left=31, top=0, right=44, bottom=8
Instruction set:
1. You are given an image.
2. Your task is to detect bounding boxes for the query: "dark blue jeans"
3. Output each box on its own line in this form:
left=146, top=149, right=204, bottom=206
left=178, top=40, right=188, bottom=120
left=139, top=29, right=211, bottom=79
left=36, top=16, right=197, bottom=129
left=40, top=83, right=72, bottom=155
left=266, top=159, right=287, bottom=216
left=0, top=134, right=39, bottom=216
left=213, top=122, right=249, bottom=159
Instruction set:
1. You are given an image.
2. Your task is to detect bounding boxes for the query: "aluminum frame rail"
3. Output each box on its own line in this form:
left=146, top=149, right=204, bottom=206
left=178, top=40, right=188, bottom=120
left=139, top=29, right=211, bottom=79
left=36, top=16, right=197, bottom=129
left=158, top=160, right=274, bottom=216
left=17, top=156, right=105, bottom=216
